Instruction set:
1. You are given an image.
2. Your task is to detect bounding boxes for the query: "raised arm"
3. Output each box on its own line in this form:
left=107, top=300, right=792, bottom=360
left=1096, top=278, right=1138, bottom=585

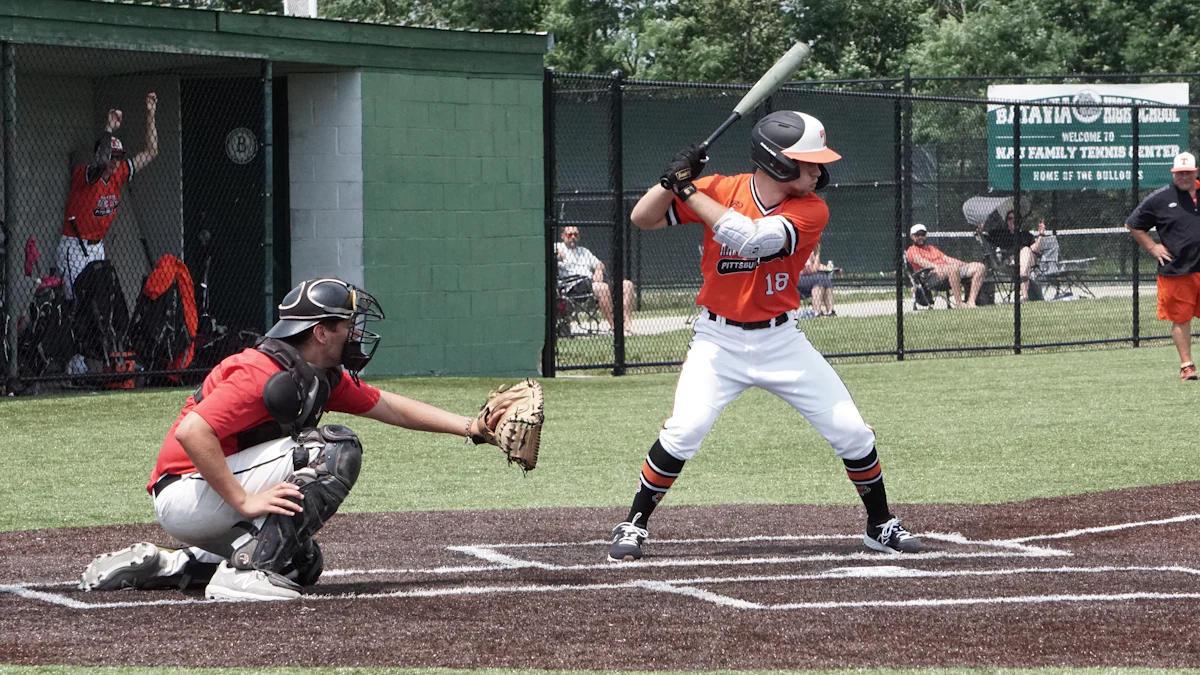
left=85, top=108, right=123, bottom=184
left=132, top=92, right=158, bottom=172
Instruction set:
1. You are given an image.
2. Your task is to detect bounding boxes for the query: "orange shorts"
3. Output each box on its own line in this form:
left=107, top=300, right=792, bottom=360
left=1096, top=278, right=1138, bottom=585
left=1157, top=273, right=1200, bottom=323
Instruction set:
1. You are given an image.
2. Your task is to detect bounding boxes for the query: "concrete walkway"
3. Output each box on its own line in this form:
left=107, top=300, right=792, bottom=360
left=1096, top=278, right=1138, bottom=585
left=569, top=284, right=1156, bottom=337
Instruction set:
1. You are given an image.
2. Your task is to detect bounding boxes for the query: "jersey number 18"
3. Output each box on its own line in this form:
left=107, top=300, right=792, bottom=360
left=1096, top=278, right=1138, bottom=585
left=764, top=272, right=791, bottom=296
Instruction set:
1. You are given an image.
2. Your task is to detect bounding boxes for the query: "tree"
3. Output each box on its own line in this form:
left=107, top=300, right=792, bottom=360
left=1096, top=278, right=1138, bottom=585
left=794, top=0, right=925, bottom=81
left=320, top=0, right=448, bottom=26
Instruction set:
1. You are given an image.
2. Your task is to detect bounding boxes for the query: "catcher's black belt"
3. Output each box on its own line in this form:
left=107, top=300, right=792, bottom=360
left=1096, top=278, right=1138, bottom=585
left=708, top=311, right=790, bottom=330
left=152, top=472, right=182, bottom=497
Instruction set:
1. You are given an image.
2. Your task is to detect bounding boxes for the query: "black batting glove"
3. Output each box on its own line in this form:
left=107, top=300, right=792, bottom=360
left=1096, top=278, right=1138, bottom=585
left=659, top=143, right=708, bottom=200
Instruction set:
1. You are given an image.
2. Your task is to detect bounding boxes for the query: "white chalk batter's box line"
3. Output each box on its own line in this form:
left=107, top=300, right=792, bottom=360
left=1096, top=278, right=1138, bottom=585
left=5, top=512, right=1200, bottom=611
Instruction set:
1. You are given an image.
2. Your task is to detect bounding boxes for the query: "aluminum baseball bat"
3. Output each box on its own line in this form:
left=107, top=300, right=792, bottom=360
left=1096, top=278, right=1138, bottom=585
left=699, top=43, right=813, bottom=152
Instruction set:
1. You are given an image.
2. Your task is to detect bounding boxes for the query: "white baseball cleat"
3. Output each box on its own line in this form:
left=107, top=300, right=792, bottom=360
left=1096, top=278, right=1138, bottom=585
left=204, top=561, right=302, bottom=601
left=79, top=542, right=163, bottom=591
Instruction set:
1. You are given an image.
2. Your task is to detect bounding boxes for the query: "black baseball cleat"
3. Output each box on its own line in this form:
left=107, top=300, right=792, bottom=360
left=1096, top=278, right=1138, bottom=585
left=864, top=516, right=924, bottom=554
left=607, top=520, right=648, bottom=562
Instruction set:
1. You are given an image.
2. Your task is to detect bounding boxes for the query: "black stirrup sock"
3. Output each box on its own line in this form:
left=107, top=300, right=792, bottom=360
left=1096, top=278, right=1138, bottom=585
left=625, top=440, right=686, bottom=529
left=844, top=447, right=890, bottom=524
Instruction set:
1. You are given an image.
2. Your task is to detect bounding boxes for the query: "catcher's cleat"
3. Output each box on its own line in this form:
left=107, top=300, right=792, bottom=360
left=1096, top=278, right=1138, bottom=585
left=607, top=519, right=648, bottom=562
left=204, top=561, right=302, bottom=602
left=864, top=516, right=924, bottom=554
left=79, top=542, right=163, bottom=591
left=1182, top=363, right=1198, bottom=381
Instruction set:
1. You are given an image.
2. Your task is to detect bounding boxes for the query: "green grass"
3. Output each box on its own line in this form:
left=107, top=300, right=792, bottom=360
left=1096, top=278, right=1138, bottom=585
left=5, top=347, right=1199, bottom=674
left=557, top=295, right=1166, bottom=369
left=4, top=345, right=1198, bottom=533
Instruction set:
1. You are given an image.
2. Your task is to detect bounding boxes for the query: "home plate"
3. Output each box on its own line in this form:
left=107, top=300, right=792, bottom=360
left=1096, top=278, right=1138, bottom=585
left=818, top=566, right=926, bottom=578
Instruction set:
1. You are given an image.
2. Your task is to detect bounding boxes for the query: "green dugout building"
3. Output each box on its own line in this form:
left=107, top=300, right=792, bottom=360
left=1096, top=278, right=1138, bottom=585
left=0, top=0, right=548, bottom=379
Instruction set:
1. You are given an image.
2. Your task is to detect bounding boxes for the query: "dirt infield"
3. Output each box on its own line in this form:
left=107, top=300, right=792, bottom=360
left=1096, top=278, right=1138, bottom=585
left=4, top=482, right=1200, bottom=669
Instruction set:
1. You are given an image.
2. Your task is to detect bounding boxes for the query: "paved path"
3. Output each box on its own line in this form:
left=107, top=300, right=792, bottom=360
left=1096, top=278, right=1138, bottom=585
left=570, top=284, right=1156, bottom=336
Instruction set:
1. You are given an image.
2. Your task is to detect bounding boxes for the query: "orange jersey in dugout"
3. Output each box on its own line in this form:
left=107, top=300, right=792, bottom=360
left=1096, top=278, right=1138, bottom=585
left=61, top=159, right=134, bottom=241
left=667, top=173, right=828, bottom=322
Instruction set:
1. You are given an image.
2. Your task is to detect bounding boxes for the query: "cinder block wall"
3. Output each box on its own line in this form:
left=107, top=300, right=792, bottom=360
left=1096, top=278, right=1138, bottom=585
left=287, top=72, right=364, bottom=288
left=361, top=71, right=544, bottom=376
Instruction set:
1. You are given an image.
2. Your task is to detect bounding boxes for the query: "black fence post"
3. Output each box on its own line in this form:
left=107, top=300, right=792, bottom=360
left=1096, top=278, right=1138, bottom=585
left=894, top=90, right=906, bottom=361
left=1012, top=105, right=1022, bottom=355
left=261, top=60, right=274, bottom=332
left=610, top=72, right=626, bottom=376
left=1131, top=104, right=1140, bottom=348
left=2, top=43, right=15, bottom=381
left=542, top=68, right=558, bottom=377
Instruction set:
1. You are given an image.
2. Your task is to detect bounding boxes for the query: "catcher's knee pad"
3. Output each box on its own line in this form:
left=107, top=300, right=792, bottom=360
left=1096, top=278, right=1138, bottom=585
left=233, top=425, right=362, bottom=573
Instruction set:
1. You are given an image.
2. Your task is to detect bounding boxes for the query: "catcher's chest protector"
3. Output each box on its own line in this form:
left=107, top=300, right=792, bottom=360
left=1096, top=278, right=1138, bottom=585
left=193, top=338, right=343, bottom=447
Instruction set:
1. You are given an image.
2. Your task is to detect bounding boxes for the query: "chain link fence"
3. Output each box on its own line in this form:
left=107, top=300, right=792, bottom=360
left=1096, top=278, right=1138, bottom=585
left=545, top=70, right=1199, bottom=375
left=1, top=42, right=270, bottom=394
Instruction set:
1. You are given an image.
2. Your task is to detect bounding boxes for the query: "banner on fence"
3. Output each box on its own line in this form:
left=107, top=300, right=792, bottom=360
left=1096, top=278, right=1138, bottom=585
left=987, top=83, right=1188, bottom=190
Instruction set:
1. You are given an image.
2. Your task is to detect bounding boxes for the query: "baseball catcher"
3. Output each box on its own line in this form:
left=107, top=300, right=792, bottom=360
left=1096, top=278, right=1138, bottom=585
left=78, top=277, right=545, bottom=601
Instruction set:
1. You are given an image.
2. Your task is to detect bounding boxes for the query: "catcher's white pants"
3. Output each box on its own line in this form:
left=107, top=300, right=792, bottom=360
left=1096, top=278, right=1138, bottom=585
left=153, top=437, right=318, bottom=563
left=658, top=308, right=875, bottom=462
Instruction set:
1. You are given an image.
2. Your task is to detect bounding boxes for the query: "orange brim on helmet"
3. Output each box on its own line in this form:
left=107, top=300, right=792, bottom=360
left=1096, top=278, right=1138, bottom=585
left=782, top=147, right=842, bottom=164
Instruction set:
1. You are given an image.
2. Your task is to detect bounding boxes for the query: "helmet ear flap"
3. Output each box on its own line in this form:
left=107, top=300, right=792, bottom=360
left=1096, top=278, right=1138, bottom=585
left=816, top=164, right=830, bottom=190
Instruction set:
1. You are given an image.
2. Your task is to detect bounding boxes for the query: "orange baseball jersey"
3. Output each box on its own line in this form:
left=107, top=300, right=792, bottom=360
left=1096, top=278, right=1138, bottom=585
left=667, top=173, right=828, bottom=322
left=61, top=159, right=134, bottom=241
left=905, top=244, right=960, bottom=268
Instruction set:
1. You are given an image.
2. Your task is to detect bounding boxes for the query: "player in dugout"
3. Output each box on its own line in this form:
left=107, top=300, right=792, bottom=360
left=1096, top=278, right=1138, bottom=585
left=58, top=92, right=158, bottom=298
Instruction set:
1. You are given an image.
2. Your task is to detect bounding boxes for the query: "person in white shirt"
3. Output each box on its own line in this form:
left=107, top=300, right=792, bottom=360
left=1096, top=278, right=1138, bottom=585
left=555, top=226, right=636, bottom=334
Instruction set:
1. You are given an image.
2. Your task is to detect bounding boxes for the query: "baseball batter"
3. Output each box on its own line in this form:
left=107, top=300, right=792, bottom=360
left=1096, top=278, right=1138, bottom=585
left=79, top=278, right=511, bottom=601
left=607, top=111, right=923, bottom=561
left=58, top=92, right=158, bottom=297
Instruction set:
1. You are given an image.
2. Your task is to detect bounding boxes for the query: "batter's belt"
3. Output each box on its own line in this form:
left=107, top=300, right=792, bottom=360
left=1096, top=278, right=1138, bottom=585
left=707, top=310, right=790, bottom=330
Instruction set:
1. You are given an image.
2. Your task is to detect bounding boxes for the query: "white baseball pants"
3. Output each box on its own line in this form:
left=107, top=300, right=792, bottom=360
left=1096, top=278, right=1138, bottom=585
left=55, top=235, right=105, bottom=299
left=153, top=437, right=318, bottom=564
left=658, top=308, right=876, bottom=462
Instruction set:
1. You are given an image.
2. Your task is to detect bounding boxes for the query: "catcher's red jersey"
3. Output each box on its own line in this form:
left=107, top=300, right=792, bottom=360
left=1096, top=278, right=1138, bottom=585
left=61, top=159, right=133, bottom=241
left=667, top=173, right=828, bottom=322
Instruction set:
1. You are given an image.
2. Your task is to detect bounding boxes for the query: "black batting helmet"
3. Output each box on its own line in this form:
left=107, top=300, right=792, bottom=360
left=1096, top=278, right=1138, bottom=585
left=267, top=278, right=385, bottom=381
left=750, top=111, right=841, bottom=187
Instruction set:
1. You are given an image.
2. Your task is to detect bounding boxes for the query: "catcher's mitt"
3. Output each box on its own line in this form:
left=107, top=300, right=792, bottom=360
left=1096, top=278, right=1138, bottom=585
left=471, top=379, right=544, bottom=471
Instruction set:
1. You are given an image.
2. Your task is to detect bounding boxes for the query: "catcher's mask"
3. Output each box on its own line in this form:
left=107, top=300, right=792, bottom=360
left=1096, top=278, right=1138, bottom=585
left=266, top=278, right=385, bottom=383
left=750, top=111, right=841, bottom=187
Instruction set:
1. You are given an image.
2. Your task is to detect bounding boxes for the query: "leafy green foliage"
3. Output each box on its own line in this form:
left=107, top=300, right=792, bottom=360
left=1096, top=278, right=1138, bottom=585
left=94, top=0, right=1200, bottom=84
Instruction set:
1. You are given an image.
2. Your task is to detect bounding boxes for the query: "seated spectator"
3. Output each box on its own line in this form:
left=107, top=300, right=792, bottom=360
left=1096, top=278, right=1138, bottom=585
left=979, top=210, right=1046, bottom=301
left=798, top=245, right=840, bottom=317
left=906, top=223, right=985, bottom=308
left=555, top=226, right=637, bottom=335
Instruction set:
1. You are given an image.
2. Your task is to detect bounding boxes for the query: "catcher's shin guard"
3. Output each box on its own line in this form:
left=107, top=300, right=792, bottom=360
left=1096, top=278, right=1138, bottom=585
left=232, top=425, right=362, bottom=574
